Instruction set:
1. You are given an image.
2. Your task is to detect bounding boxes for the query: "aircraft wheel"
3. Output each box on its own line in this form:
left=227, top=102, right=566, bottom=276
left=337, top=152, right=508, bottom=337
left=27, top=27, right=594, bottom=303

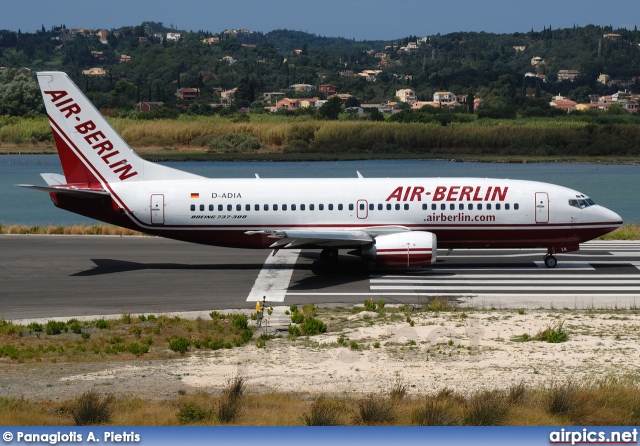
left=320, top=249, right=339, bottom=271
left=544, top=255, right=557, bottom=268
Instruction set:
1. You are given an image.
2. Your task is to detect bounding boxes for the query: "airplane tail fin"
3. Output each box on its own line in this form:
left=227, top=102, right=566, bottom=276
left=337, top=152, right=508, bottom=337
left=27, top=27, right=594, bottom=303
left=37, top=71, right=202, bottom=186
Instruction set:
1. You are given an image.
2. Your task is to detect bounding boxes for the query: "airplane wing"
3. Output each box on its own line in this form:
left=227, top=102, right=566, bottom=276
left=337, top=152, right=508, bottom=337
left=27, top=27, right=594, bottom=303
left=245, top=226, right=411, bottom=249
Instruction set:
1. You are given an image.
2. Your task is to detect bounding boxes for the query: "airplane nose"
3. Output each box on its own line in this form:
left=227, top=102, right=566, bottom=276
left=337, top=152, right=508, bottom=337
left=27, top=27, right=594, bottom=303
left=600, top=206, right=623, bottom=226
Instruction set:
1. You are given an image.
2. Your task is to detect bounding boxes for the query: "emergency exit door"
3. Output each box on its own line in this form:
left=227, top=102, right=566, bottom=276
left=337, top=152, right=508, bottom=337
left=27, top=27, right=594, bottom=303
left=151, top=194, right=165, bottom=225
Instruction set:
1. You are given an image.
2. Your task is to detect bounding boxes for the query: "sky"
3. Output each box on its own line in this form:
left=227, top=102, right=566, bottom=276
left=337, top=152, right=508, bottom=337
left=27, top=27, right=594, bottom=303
left=2, top=0, right=640, bottom=41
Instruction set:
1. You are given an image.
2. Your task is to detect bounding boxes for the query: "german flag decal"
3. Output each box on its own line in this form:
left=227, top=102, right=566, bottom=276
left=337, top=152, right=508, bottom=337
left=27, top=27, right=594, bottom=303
left=190, top=193, right=199, bottom=199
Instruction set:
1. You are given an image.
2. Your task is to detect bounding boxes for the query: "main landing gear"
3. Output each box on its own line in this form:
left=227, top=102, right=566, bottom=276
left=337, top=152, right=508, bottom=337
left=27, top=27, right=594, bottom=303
left=543, top=254, right=558, bottom=268
left=320, top=248, right=339, bottom=271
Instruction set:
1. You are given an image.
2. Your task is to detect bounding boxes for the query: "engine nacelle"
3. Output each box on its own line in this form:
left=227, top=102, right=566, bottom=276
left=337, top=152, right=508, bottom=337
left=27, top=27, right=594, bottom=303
left=360, top=231, right=437, bottom=267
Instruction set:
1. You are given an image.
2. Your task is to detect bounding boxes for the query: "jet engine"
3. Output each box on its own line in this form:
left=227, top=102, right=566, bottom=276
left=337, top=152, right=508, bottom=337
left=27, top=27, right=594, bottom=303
left=358, top=231, right=437, bottom=267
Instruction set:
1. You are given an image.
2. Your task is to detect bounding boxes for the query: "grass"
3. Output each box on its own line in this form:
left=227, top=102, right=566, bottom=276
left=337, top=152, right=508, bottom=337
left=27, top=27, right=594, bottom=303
left=2, top=379, right=640, bottom=425
left=2, top=305, right=640, bottom=425
left=0, top=312, right=255, bottom=364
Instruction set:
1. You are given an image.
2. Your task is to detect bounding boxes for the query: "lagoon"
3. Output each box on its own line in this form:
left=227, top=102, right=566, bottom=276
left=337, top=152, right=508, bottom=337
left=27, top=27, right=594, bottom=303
left=1, top=155, right=638, bottom=225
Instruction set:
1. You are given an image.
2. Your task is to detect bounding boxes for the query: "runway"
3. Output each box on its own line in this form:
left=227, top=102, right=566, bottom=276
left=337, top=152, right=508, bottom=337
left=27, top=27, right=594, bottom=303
left=1, top=235, right=639, bottom=320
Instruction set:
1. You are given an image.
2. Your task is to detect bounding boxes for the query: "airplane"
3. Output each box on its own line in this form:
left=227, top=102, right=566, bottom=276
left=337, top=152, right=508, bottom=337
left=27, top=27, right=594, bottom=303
left=20, top=71, right=623, bottom=270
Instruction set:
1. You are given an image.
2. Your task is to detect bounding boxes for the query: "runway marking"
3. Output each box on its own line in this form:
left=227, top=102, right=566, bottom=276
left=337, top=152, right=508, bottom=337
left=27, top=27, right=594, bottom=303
left=247, top=249, right=300, bottom=302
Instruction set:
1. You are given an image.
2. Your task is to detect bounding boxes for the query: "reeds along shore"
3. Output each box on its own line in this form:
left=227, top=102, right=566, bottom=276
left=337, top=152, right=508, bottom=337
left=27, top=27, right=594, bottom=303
left=0, top=223, right=638, bottom=239
left=3, top=115, right=640, bottom=157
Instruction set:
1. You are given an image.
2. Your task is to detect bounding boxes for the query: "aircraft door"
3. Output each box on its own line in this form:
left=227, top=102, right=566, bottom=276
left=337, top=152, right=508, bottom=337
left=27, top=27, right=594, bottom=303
left=535, top=192, right=549, bottom=223
left=151, top=194, right=165, bottom=225
left=357, top=199, right=368, bottom=219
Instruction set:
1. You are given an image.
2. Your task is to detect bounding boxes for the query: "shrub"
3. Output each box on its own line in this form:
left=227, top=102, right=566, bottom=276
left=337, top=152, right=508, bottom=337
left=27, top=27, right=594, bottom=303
left=411, top=398, right=460, bottom=426
left=95, top=319, right=110, bottom=329
left=535, top=321, right=568, bottom=343
left=69, top=391, right=114, bottom=426
left=207, top=132, right=261, bottom=152
left=303, top=397, right=344, bottom=426
left=69, top=322, right=83, bottom=334
left=355, top=394, right=396, bottom=425
left=288, top=325, right=301, bottom=338
left=45, top=320, right=65, bottom=335
left=169, top=337, right=190, bottom=354
left=27, top=322, right=43, bottom=332
left=232, top=314, right=249, bottom=330
left=177, top=404, right=212, bottom=424
left=300, top=317, right=327, bottom=336
left=463, top=391, right=508, bottom=426
left=290, top=312, right=304, bottom=324
left=217, top=376, right=245, bottom=423
left=364, top=299, right=376, bottom=311
left=547, top=382, right=581, bottom=415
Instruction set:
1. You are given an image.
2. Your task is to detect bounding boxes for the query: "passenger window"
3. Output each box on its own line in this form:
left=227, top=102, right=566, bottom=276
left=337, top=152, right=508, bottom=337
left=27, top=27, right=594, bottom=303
left=387, top=203, right=392, bottom=210
left=505, top=203, right=510, bottom=210
left=441, top=204, right=446, bottom=210
left=190, top=204, right=195, bottom=211
left=450, top=204, right=455, bottom=211
left=218, top=204, right=223, bottom=211
left=310, top=204, right=315, bottom=211
left=432, top=204, right=437, bottom=211
left=395, top=204, right=400, bottom=210
left=496, top=203, right=501, bottom=210
left=209, top=204, right=214, bottom=211
left=301, top=204, right=306, bottom=211
left=292, top=204, right=297, bottom=211
left=273, top=204, right=278, bottom=211
left=422, top=204, right=428, bottom=210
left=328, top=204, right=333, bottom=211
left=514, top=203, right=519, bottom=210
left=359, top=203, right=365, bottom=211
left=236, top=204, right=242, bottom=211
left=227, top=204, right=232, bottom=211
left=468, top=203, right=473, bottom=210
left=378, top=204, right=383, bottom=210
left=349, top=204, right=354, bottom=211
left=459, top=203, right=464, bottom=210
left=319, top=204, right=324, bottom=211
left=246, top=204, right=250, bottom=211
left=369, top=203, right=374, bottom=211
left=200, top=204, right=205, bottom=211
left=255, top=204, right=260, bottom=211
left=477, top=203, right=483, bottom=210
left=404, top=204, right=409, bottom=210
left=264, top=204, right=269, bottom=211
left=338, top=204, right=343, bottom=211
left=282, top=204, right=287, bottom=211
left=486, top=203, right=492, bottom=210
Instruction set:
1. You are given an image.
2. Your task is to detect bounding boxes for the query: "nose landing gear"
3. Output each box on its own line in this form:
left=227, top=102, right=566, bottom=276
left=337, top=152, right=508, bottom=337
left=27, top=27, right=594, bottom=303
left=543, top=254, right=557, bottom=268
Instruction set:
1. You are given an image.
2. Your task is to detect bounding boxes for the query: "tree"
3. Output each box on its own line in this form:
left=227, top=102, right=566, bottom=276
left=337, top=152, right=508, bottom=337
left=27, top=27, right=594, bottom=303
left=467, top=91, right=475, bottom=114
left=0, top=69, right=45, bottom=116
left=318, top=96, right=343, bottom=120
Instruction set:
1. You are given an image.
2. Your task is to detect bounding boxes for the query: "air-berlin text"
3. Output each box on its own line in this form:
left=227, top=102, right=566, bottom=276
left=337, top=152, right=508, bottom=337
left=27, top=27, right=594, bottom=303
left=43, top=90, right=139, bottom=180
left=386, top=186, right=508, bottom=202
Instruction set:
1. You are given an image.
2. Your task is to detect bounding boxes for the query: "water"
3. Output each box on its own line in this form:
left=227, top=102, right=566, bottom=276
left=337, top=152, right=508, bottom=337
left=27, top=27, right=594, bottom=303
left=1, top=155, right=638, bottom=225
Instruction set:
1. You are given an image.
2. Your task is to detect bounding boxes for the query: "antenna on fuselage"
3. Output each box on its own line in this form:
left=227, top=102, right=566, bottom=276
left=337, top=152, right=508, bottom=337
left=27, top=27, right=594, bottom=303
left=255, top=173, right=260, bottom=179
left=356, top=171, right=363, bottom=179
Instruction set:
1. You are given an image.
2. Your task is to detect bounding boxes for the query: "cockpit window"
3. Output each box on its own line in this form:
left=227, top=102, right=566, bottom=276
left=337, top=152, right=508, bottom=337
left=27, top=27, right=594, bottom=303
left=569, top=198, right=594, bottom=209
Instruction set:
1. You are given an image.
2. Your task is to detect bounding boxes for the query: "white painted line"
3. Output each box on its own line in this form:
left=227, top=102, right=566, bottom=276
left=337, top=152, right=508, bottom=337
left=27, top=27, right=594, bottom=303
left=373, top=273, right=631, bottom=280
left=247, top=249, right=300, bottom=302
left=371, top=285, right=640, bottom=292
left=370, top=279, right=640, bottom=284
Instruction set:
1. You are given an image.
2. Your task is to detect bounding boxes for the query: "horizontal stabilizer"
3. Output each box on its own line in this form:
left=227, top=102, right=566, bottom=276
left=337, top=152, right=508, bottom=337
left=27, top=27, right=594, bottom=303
left=17, top=184, right=110, bottom=198
left=40, top=173, right=67, bottom=186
